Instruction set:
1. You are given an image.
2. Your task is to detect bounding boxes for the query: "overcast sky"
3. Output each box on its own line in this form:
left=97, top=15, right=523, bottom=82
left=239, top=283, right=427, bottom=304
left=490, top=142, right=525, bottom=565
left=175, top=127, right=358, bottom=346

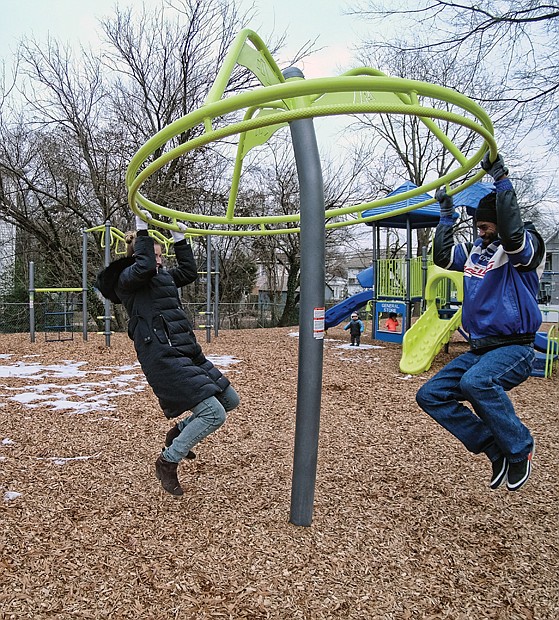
left=0, top=0, right=364, bottom=78
left=0, top=0, right=375, bottom=246
left=0, top=0, right=369, bottom=180
left=2, top=0, right=556, bottom=219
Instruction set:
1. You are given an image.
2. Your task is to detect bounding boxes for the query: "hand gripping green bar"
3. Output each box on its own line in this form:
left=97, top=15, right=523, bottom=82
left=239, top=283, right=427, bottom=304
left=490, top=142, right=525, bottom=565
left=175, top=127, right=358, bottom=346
left=85, top=224, right=193, bottom=256
left=127, top=29, right=497, bottom=237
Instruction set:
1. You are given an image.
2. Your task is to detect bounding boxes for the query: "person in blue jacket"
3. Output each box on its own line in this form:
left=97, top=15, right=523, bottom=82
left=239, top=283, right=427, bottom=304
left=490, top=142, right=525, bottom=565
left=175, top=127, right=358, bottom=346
left=95, top=214, right=240, bottom=497
left=416, top=153, right=545, bottom=492
left=344, top=312, right=365, bottom=346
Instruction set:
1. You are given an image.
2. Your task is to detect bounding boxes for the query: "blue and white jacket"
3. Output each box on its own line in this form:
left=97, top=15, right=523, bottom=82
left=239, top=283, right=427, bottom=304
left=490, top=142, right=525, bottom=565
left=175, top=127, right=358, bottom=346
left=344, top=318, right=365, bottom=336
left=434, top=178, right=546, bottom=352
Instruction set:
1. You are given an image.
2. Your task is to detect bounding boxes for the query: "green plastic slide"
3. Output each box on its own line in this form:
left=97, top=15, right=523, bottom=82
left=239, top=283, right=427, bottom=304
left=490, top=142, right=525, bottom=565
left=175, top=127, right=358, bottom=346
left=399, top=265, right=464, bottom=375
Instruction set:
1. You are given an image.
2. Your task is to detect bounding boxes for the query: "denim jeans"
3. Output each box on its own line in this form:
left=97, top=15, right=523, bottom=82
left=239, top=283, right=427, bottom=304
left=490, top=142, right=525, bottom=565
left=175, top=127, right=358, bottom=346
left=162, top=385, right=240, bottom=463
left=416, top=345, right=535, bottom=463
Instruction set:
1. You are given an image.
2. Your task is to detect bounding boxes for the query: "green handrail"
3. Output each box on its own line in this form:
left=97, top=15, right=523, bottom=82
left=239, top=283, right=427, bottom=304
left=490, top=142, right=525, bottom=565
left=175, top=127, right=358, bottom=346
left=86, top=223, right=191, bottom=256
left=545, top=324, right=558, bottom=378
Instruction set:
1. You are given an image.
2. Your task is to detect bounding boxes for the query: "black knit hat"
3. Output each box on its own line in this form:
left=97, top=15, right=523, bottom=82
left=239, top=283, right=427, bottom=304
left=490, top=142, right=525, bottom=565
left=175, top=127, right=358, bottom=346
left=475, top=192, right=498, bottom=224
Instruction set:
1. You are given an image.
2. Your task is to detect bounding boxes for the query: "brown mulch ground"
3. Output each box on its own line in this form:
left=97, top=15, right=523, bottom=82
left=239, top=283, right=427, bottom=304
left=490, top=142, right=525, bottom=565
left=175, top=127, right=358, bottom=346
left=1, top=327, right=558, bottom=619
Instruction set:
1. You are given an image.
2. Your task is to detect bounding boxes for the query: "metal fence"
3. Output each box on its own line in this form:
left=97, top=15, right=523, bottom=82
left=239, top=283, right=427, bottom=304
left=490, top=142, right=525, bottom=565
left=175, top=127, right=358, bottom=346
left=0, top=300, right=295, bottom=335
left=0, top=301, right=34, bottom=334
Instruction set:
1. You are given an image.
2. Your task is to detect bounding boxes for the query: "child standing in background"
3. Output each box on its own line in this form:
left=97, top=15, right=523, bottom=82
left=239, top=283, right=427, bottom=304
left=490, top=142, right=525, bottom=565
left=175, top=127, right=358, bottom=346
left=344, top=312, right=365, bottom=346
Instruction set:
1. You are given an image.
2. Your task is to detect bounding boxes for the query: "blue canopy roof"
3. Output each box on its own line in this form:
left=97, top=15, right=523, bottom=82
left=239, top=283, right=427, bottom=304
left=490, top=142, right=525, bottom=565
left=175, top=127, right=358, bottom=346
left=362, top=180, right=495, bottom=228
left=452, top=182, right=494, bottom=216
left=362, top=181, right=439, bottom=229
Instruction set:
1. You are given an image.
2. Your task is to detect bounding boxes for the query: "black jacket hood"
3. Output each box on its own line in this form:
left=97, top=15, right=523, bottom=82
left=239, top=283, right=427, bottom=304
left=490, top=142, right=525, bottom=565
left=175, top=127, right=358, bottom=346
left=95, top=257, right=135, bottom=304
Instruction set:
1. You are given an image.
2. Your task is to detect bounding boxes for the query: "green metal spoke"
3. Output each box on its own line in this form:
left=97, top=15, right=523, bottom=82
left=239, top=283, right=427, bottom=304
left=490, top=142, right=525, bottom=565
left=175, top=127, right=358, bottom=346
left=126, top=29, right=497, bottom=237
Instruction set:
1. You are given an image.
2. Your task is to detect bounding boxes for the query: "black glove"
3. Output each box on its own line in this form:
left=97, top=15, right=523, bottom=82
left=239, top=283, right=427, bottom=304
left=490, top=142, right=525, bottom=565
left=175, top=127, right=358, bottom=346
left=481, top=152, right=508, bottom=181
left=435, top=188, right=454, bottom=218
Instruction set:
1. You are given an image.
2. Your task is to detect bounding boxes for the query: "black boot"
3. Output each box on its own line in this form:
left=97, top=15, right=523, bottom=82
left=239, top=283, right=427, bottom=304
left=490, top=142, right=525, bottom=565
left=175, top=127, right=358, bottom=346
left=155, top=454, right=184, bottom=496
left=165, top=425, right=196, bottom=459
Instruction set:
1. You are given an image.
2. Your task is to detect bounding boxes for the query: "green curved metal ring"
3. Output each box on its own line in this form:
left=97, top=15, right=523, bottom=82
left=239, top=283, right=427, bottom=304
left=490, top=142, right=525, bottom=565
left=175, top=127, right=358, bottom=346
left=127, top=69, right=496, bottom=237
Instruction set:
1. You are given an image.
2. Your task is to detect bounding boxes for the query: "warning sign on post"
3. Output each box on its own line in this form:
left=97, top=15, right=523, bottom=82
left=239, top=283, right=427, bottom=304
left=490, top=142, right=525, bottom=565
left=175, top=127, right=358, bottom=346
left=313, top=307, right=325, bottom=339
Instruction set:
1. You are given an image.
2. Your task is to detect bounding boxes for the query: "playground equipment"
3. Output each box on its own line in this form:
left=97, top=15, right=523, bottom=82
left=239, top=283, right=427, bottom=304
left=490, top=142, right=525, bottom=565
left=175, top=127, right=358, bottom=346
left=399, top=265, right=464, bottom=374
left=126, top=29, right=496, bottom=526
left=325, top=244, right=443, bottom=346
left=28, top=241, right=88, bottom=343
left=29, top=284, right=84, bottom=342
left=544, top=325, right=559, bottom=378
left=28, top=222, right=186, bottom=345
left=90, top=222, right=179, bottom=257
left=196, top=236, right=220, bottom=343
left=42, top=292, right=79, bottom=342
left=531, top=327, right=559, bottom=378
left=89, top=223, right=220, bottom=345
left=362, top=182, right=442, bottom=342
left=126, top=30, right=496, bottom=236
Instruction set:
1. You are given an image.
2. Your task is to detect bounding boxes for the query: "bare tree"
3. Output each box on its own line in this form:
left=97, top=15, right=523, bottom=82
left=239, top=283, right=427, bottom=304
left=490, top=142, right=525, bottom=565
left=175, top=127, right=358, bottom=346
left=343, top=33, right=556, bottom=254
left=242, top=134, right=372, bottom=326
left=0, top=0, right=278, bottom=319
left=349, top=1, right=559, bottom=140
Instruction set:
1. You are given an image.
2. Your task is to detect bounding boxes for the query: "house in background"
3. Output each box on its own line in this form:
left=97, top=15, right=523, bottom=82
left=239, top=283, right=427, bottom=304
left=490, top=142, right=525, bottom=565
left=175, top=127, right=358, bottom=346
left=346, top=252, right=374, bottom=297
left=541, top=231, right=559, bottom=305
left=325, top=276, right=347, bottom=302
left=253, top=262, right=290, bottom=306
left=253, top=249, right=373, bottom=308
left=0, top=220, right=15, bottom=293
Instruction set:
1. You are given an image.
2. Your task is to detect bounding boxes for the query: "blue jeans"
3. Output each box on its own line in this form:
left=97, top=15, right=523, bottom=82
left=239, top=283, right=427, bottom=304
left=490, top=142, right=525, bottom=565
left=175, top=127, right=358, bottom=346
left=416, top=345, right=535, bottom=463
left=162, top=385, right=240, bottom=463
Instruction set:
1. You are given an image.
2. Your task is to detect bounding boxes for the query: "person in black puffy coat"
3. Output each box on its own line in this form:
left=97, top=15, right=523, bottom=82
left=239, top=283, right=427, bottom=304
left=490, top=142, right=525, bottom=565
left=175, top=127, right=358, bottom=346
left=95, top=216, right=239, bottom=497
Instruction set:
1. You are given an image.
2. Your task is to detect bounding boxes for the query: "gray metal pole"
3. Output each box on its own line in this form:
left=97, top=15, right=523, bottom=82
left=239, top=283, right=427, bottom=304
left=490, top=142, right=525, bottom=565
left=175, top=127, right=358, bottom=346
left=214, top=247, right=219, bottom=338
left=82, top=230, right=88, bottom=341
left=29, top=261, right=36, bottom=343
left=206, top=236, right=212, bottom=344
left=104, top=220, right=112, bottom=347
left=405, top=218, right=412, bottom=331
left=421, top=245, right=428, bottom=313
left=283, top=66, right=325, bottom=527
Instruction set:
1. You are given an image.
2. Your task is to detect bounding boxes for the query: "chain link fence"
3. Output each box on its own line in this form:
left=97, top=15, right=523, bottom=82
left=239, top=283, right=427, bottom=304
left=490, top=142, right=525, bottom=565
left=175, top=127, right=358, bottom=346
left=0, top=300, right=297, bottom=335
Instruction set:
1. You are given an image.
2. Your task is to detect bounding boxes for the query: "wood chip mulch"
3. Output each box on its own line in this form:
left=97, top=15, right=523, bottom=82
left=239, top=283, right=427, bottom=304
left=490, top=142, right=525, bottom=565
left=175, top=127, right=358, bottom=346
left=1, top=327, right=558, bottom=619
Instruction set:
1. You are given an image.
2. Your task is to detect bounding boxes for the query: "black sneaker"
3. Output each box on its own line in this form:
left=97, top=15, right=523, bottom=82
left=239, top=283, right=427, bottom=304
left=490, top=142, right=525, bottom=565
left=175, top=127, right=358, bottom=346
left=164, top=425, right=196, bottom=459
left=489, top=455, right=508, bottom=490
left=506, top=441, right=535, bottom=492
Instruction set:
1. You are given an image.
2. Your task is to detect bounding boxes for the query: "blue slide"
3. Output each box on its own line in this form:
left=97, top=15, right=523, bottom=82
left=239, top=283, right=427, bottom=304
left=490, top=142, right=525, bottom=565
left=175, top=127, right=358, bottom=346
left=535, top=331, right=559, bottom=355
left=325, top=290, right=373, bottom=329
left=531, top=331, right=558, bottom=377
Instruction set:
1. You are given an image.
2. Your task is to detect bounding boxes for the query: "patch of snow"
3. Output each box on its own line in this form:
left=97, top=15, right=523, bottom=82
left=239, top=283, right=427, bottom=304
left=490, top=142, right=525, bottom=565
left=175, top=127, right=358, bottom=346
left=36, top=452, right=101, bottom=466
left=4, top=491, right=22, bottom=501
left=207, top=355, right=241, bottom=368
left=0, top=356, right=240, bottom=416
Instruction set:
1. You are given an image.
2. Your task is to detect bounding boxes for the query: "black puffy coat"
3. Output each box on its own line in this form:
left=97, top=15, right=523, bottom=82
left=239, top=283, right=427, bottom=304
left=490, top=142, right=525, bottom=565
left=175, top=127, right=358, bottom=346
left=98, top=232, right=230, bottom=418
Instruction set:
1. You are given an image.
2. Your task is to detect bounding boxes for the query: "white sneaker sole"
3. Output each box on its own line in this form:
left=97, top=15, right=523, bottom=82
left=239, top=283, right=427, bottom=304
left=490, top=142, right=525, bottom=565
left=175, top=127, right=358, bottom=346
left=506, top=438, right=535, bottom=492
